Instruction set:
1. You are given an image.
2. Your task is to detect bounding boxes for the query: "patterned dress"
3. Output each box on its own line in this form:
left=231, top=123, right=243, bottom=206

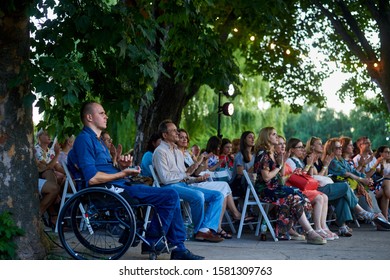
left=253, top=149, right=310, bottom=239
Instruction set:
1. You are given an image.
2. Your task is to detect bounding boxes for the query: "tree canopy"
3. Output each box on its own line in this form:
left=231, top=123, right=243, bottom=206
left=30, top=0, right=389, bottom=159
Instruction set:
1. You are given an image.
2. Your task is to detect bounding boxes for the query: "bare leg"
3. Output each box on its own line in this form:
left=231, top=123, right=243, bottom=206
left=218, top=197, right=228, bottom=231
left=40, top=180, right=60, bottom=225
left=311, top=195, right=323, bottom=230
left=226, top=194, right=241, bottom=219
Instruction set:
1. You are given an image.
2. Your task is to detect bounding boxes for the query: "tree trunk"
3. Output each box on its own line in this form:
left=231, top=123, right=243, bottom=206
left=133, top=64, right=192, bottom=164
left=0, top=0, right=47, bottom=259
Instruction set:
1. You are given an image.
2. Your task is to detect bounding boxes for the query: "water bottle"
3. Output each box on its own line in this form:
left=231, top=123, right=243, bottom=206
left=260, top=219, right=267, bottom=241
left=183, top=217, right=194, bottom=240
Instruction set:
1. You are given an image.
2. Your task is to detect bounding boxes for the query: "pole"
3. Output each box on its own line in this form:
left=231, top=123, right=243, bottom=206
left=217, top=91, right=222, bottom=138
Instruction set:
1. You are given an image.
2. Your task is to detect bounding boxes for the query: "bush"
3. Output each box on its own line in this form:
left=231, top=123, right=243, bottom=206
left=0, top=211, right=24, bottom=259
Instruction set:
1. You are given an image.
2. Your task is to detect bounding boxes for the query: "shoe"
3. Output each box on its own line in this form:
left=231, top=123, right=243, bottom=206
left=377, top=224, right=390, bottom=231
left=170, top=249, right=205, bottom=260
left=373, top=215, right=390, bottom=230
left=316, top=229, right=334, bottom=241
left=338, top=226, right=352, bottom=237
left=217, top=229, right=232, bottom=239
left=195, top=230, right=224, bottom=242
left=290, top=234, right=305, bottom=241
left=323, top=228, right=339, bottom=240
left=141, top=241, right=175, bottom=255
left=306, top=230, right=327, bottom=245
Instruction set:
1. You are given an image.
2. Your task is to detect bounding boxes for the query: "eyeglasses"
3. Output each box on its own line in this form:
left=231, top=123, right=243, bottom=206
left=104, top=138, right=113, bottom=143
left=335, top=146, right=342, bottom=150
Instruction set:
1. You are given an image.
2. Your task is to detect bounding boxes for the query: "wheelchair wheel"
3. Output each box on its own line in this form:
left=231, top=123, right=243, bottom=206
left=57, top=187, right=136, bottom=260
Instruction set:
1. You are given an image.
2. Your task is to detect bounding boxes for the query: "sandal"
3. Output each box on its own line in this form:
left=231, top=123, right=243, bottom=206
left=315, top=229, right=334, bottom=241
left=217, top=229, right=232, bottom=239
left=323, top=228, right=339, bottom=240
left=338, top=226, right=352, bottom=237
left=233, top=215, right=256, bottom=223
left=306, top=229, right=326, bottom=245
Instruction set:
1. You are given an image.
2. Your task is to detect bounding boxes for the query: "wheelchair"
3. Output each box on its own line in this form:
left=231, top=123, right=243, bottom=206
left=57, top=186, right=173, bottom=260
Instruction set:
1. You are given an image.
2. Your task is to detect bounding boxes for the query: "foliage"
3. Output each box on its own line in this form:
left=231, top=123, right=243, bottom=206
left=300, top=0, right=390, bottom=114
left=180, top=72, right=290, bottom=149
left=0, top=212, right=24, bottom=260
left=283, top=104, right=389, bottom=148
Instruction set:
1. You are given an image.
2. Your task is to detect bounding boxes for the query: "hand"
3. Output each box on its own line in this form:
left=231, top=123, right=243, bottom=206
left=275, top=152, right=284, bottom=166
left=123, top=166, right=141, bottom=177
left=197, top=173, right=209, bottom=182
left=53, top=142, right=61, bottom=155
left=306, top=153, right=314, bottom=165
left=323, top=154, right=334, bottom=166
left=118, top=154, right=133, bottom=169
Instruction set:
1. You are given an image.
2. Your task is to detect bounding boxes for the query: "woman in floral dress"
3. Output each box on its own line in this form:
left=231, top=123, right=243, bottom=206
left=253, top=126, right=326, bottom=245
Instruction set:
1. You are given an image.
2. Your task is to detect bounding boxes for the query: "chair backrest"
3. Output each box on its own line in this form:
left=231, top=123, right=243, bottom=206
left=55, top=160, right=79, bottom=232
left=239, top=170, right=278, bottom=241
left=149, top=165, right=161, bottom=187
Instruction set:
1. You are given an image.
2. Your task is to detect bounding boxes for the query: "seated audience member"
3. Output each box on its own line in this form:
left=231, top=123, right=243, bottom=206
left=353, top=136, right=377, bottom=174
left=253, top=127, right=326, bottom=244
left=177, top=129, right=253, bottom=239
left=339, top=136, right=382, bottom=215
left=305, top=136, right=356, bottom=236
left=372, top=146, right=390, bottom=221
left=230, top=131, right=256, bottom=198
left=326, top=137, right=390, bottom=231
left=35, top=129, right=66, bottom=187
left=285, top=138, right=337, bottom=240
left=140, top=133, right=161, bottom=178
left=101, top=130, right=122, bottom=167
left=219, top=138, right=234, bottom=169
left=152, top=120, right=225, bottom=243
left=191, top=144, right=201, bottom=161
left=58, top=135, right=75, bottom=165
left=231, top=138, right=240, bottom=155
left=38, top=174, right=60, bottom=228
left=67, top=102, right=204, bottom=260
left=204, top=136, right=225, bottom=171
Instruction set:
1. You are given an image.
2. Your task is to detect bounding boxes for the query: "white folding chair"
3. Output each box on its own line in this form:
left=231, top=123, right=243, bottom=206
left=55, top=160, right=79, bottom=232
left=147, top=165, right=192, bottom=228
left=237, top=170, right=278, bottom=241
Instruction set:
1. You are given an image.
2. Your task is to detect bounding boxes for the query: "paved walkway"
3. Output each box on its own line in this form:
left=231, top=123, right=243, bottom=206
left=49, top=222, right=390, bottom=260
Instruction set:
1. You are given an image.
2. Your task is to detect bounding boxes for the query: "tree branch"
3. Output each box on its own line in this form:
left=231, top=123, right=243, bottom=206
left=312, top=0, right=367, bottom=62
left=336, top=0, right=376, bottom=61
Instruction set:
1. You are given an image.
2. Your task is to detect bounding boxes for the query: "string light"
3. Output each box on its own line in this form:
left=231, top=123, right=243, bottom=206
left=270, top=43, right=276, bottom=50
left=286, top=49, right=291, bottom=55
left=250, top=36, right=255, bottom=41
left=233, top=28, right=238, bottom=32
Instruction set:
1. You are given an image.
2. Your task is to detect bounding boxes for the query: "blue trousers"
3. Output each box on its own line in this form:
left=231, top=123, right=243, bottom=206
left=318, top=182, right=358, bottom=225
left=120, top=183, right=186, bottom=251
left=163, top=182, right=224, bottom=233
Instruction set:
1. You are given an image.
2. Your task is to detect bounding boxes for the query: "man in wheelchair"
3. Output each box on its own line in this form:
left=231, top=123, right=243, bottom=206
left=67, top=101, right=204, bottom=260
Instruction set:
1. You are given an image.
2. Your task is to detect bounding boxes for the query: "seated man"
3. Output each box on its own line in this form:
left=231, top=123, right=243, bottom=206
left=67, top=101, right=203, bottom=260
left=153, top=119, right=224, bottom=242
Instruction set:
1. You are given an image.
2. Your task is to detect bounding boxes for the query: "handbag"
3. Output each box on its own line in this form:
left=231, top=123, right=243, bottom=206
left=286, top=171, right=319, bottom=191
left=312, top=175, right=334, bottom=187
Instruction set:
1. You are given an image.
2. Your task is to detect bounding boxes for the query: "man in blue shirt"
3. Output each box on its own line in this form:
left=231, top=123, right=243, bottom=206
left=68, top=101, right=204, bottom=260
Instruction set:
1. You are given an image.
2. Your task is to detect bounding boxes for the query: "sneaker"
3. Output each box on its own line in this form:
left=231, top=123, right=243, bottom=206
left=170, top=249, right=205, bottom=260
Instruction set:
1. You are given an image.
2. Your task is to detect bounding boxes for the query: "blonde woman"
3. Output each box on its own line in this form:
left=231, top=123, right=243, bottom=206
left=253, top=127, right=326, bottom=244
